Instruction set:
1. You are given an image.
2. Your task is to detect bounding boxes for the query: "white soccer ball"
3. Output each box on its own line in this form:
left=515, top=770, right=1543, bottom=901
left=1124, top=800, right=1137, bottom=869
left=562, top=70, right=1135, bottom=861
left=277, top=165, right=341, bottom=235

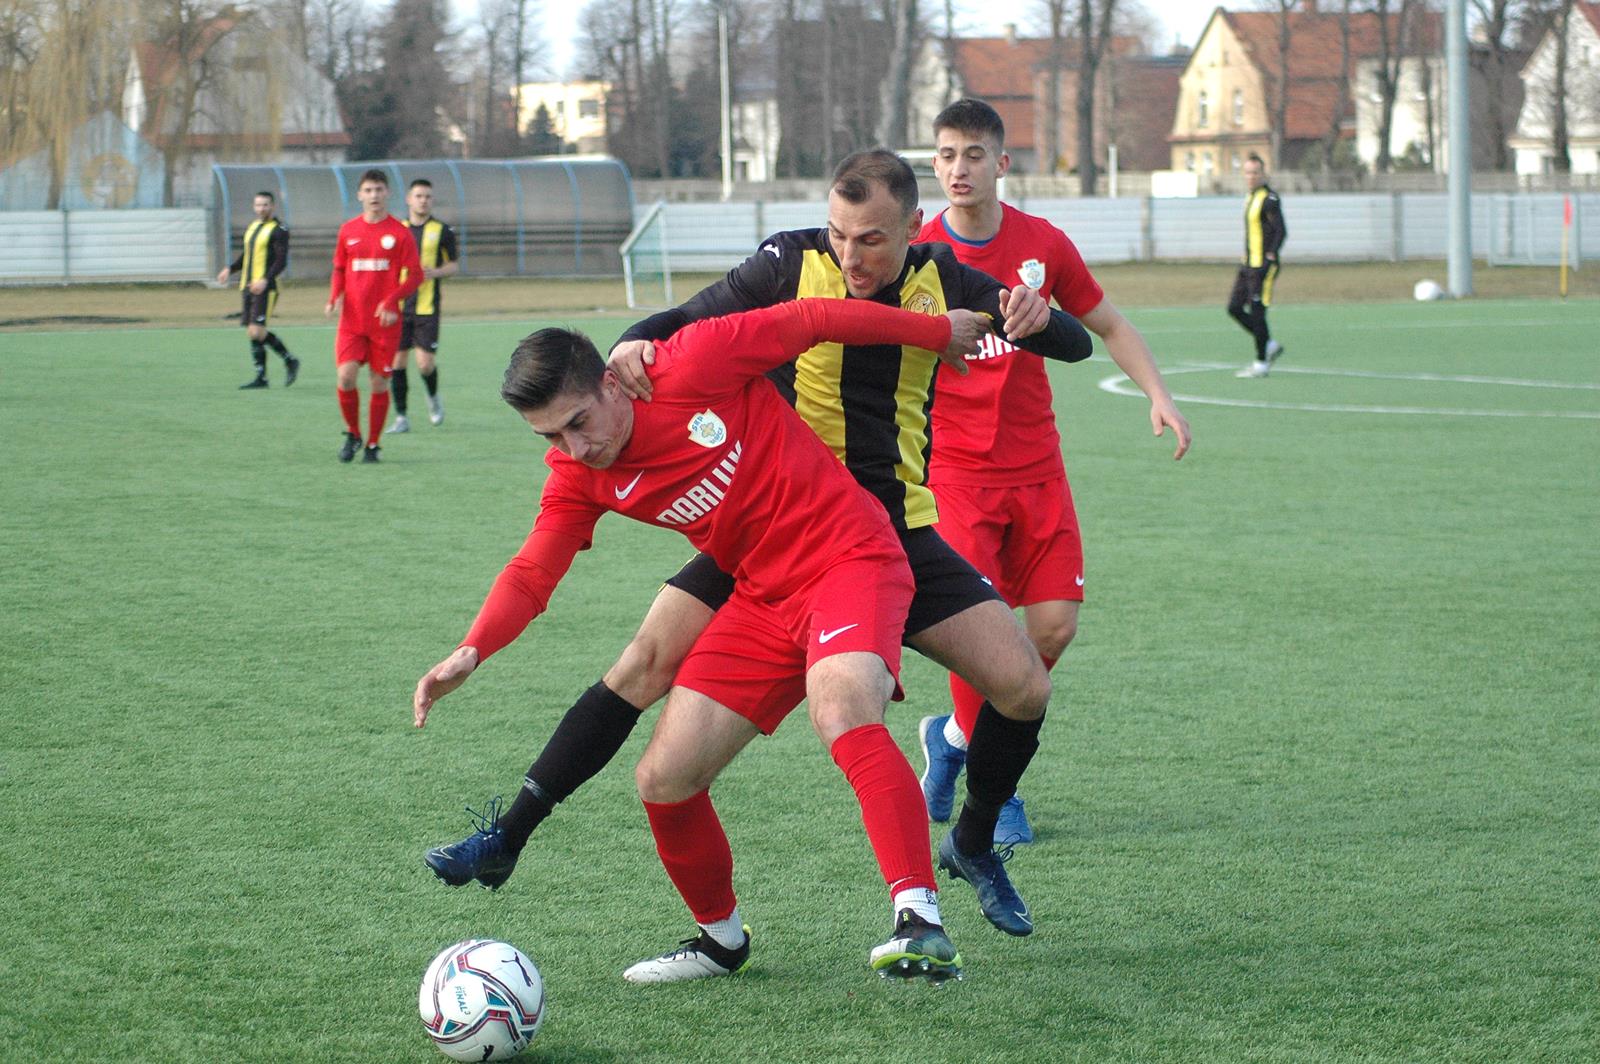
left=1413, top=278, right=1445, bottom=301
left=419, top=939, right=546, bottom=1061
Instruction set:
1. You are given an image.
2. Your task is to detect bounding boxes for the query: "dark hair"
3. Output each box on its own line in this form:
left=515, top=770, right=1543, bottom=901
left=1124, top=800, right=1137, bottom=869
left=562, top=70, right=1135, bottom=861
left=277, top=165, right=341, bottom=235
left=253, top=190, right=275, bottom=203
left=1245, top=153, right=1265, bottom=167
left=933, top=98, right=1005, bottom=150
left=830, top=149, right=918, bottom=218
left=502, top=328, right=606, bottom=411
left=408, top=178, right=432, bottom=191
left=358, top=168, right=388, bottom=188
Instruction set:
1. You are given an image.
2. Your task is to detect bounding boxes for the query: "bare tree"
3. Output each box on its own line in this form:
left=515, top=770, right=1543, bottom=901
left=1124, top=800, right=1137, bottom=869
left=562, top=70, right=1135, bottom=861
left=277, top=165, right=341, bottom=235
left=1075, top=0, right=1116, bottom=195
left=0, top=0, right=132, bottom=207
left=1469, top=0, right=1522, bottom=169
left=137, top=1, right=249, bottom=205
left=1257, top=0, right=1295, bottom=171
left=1547, top=0, right=1574, bottom=171
left=874, top=0, right=917, bottom=147
left=1368, top=0, right=1418, bottom=173
left=1319, top=0, right=1354, bottom=171
left=1041, top=0, right=1067, bottom=174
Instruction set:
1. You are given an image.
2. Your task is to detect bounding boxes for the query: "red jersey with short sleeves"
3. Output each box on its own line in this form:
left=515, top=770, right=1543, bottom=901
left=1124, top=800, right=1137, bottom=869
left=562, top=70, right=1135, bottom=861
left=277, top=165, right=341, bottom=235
left=329, top=214, right=421, bottom=336
left=915, top=203, right=1103, bottom=487
left=461, top=300, right=952, bottom=660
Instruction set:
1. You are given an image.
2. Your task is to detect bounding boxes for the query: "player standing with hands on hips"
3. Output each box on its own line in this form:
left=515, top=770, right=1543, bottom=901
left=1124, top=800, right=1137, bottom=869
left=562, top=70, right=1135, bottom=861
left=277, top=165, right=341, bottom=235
left=326, top=169, right=421, bottom=463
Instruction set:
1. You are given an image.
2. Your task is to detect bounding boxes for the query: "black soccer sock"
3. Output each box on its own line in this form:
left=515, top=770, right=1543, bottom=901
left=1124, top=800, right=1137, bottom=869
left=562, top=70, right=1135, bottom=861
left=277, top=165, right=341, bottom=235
left=421, top=368, right=439, bottom=397
left=391, top=367, right=409, bottom=415
left=953, top=702, right=1044, bottom=855
left=249, top=339, right=267, bottom=375
left=263, top=331, right=288, bottom=356
left=1248, top=305, right=1269, bottom=359
left=498, top=681, right=645, bottom=853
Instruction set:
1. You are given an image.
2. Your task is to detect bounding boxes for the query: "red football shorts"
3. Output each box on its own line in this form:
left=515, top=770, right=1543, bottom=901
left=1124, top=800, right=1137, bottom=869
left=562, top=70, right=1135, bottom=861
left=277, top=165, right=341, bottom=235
left=931, top=475, right=1084, bottom=606
left=335, top=327, right=400, bottom=376
left=673, top=534, right=914, bottom=734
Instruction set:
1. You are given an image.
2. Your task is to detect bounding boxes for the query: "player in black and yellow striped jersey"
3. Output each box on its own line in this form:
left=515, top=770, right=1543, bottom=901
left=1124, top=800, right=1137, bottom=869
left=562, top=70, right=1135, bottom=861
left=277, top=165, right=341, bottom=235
left=218, top=191, right=298, bottom=389
left=388, top=179, right=459, bottom=433
left=1228, top=154, right=1288, bottom=378
left=421, top=151, right=1095, bottom=945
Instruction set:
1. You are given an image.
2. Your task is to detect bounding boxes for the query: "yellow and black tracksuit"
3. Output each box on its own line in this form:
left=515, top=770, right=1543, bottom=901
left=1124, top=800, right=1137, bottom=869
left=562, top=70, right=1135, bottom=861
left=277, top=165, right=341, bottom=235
left=1227, top=184, right=1286, bottom=360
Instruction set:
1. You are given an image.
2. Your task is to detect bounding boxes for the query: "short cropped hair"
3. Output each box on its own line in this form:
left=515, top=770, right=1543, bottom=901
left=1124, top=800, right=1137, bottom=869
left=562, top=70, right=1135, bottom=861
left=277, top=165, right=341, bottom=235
left=408, top=178, right=432, bottom=191
left=358, top=168, right=388, bottom=187
left=502, top=328, right=606, bottom=412
left=933, top=98, right=1006, bottom=150
left=253, top=190, right=275, bottom=203
left=1245, top=153, right=1265, bottom=167
left=830, top=150, right=918, bottom=218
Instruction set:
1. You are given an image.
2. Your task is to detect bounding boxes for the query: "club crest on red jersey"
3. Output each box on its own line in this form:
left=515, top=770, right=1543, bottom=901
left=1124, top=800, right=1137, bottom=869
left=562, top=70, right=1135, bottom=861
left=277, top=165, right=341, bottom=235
left=1018, top=258, right=1046, bottom=290
left=688, top=410, right=727, bottom=448
left=380, top=234, right=397, bottom=250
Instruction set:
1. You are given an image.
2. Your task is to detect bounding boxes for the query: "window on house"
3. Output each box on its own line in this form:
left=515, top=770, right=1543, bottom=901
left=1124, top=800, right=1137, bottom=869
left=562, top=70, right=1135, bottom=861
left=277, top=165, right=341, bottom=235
left=1232, top=152, right=1242, bottom=171
left=1203, top=151, right=1214, bottom=173
left=1198, top=91, right=1209, bottom=128
left=1233, top=89, right=1245, bottom=126
left=1186, top=152, right=1196, bottom=171
left=579, top=99, right=599, bottom=118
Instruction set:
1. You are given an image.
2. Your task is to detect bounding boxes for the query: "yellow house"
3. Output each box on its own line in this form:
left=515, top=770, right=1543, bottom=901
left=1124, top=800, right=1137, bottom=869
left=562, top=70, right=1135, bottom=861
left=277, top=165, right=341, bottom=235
left=1168, top=7, right=1274, bottom=179
left=1169, top=4, right=1430, bottom=178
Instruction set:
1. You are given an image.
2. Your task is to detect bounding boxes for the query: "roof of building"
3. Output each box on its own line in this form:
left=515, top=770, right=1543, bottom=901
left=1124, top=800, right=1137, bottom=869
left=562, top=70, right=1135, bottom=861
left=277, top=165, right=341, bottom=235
left=1214, top=5, right=1442, bottom=141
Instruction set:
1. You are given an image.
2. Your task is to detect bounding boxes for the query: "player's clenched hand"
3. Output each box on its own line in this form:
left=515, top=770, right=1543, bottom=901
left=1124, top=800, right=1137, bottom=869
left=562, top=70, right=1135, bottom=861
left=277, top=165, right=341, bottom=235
left=376, top=306, right=399, bottom=328
left=939, top=309, right=993, bottom=375
left=325, top=297, right=342, bottom=319
left=216, top=267, right=230, bottom=286
left=1152, top=399, right=1193, bottom=460
left=607, top=340, right=657, bottom=401
left=414, top=646, right=480, bottom=728
left=249, top=279, right=268, bottom=294
left=997, top=284, right=1050, bottom=342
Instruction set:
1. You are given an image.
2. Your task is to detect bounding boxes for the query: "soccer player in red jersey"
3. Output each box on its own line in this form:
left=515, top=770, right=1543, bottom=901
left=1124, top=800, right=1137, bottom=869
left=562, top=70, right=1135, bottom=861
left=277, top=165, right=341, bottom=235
left=415, top=299, right=994, bottom=983
left=325, top=169, right=421, bottom=463
left=913, top=99, right=1192, bottom=843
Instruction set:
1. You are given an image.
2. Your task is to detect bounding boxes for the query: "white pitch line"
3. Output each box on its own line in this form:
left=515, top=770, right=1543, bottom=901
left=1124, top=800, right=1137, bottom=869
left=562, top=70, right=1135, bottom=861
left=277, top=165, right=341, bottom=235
left=1097, top=364, right=1600, bottom=419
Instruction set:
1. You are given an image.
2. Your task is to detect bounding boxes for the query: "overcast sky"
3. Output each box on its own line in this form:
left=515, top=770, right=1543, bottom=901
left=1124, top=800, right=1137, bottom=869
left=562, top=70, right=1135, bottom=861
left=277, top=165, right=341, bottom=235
left=456, top=0, right=1217, bottom=81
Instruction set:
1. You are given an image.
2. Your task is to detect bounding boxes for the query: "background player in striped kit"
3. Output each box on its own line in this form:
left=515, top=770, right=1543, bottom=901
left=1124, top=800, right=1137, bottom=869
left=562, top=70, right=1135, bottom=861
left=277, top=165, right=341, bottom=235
left=218, top=191, right=299, bottom=390
left=1230, top=154, right=1288, bottom=378
left=388, top=179, right=458, bottom=434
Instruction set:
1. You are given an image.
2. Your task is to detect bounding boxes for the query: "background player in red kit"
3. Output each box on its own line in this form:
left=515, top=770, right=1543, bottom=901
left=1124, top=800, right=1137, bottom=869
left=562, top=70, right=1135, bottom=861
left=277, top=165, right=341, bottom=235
left=414, top=299, right=993, bottom=984
left=914, top=99, right=1192, bottom=843
left=325, top=169, right=421, bottom=463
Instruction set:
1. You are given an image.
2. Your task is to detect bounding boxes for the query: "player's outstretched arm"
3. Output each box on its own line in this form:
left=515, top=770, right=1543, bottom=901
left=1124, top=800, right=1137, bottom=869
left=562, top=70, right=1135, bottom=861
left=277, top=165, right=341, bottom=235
left=1080, top=298, right=1192, bottom=460
left=415, top=646, right=480, bottom=728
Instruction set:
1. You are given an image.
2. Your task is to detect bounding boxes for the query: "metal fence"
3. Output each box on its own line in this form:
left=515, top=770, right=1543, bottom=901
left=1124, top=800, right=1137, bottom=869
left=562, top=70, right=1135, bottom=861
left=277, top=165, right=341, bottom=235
left=3, top=191, right=1591, bottom=285
left=648, top=192, right=1593, bottom=272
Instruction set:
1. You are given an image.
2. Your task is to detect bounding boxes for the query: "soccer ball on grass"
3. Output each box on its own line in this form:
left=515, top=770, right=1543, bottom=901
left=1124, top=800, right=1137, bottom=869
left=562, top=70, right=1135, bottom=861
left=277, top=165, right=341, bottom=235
left=419, top=939, right=546, bottom=1061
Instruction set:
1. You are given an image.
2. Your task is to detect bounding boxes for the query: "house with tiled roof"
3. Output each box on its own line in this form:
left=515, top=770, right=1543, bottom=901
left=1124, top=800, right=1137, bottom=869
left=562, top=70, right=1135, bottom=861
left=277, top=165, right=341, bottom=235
left=123, top=10, right=349, bottom=203
left=1509, top=0, right=1600, bottom=175
left=910, top=26, right=1178, bottom=176
left=1169, top=3, right=1441, bottom=180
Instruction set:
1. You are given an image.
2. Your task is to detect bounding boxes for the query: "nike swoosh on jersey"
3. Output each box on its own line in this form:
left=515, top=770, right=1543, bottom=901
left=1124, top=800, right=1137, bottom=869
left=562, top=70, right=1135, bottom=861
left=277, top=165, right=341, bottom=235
left=614, top=472, right=644, bottom=499
left=818, top=624, right=859, bottom=644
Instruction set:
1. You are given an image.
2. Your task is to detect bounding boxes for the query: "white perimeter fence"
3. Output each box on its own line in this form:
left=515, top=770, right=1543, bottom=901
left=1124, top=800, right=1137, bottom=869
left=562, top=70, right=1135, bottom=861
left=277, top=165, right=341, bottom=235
left=1, top=193, right=1593, bottom=284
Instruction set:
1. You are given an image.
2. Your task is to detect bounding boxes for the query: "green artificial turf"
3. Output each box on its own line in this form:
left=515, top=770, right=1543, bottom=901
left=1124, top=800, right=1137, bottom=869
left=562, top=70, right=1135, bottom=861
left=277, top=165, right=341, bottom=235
left=1, top=297, right=1595, bottom=1062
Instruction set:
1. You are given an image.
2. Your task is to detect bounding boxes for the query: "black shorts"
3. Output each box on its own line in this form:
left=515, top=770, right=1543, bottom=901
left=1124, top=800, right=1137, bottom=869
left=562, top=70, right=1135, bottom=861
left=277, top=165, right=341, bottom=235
left=242, top=287, right=277, bottom=327
left=400, top=313, right=440, bottom=353
left=663, top=525, right=1002, bottom=641
left=1228, top=264, right=1280, bottom=310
